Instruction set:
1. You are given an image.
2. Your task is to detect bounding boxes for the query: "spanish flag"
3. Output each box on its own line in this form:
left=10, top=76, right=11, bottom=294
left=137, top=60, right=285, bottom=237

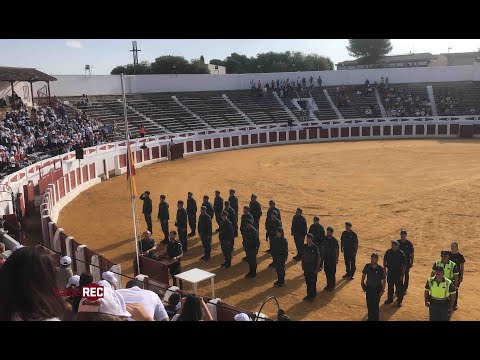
left=126, top=143, right=137, bottom=198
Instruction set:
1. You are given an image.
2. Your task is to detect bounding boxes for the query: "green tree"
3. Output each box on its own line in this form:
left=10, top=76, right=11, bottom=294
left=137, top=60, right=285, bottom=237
left=110, top=61, right=150, bottom=75
left=346, top=39, right=393, bottom=65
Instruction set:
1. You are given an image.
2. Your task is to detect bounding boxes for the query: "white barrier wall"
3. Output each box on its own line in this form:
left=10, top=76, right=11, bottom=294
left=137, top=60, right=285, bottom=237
left=30, top=63, right=480, bottom=97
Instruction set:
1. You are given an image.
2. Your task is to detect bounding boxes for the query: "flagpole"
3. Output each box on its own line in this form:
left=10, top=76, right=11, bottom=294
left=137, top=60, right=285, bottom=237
left=121, top=73, right=141, bottom=276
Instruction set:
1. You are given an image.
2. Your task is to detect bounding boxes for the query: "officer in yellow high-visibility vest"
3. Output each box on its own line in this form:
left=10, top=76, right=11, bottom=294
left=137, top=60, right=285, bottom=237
left=425, top=266, right=456, bottom=321
left=431, top=250, right=459, bottom=288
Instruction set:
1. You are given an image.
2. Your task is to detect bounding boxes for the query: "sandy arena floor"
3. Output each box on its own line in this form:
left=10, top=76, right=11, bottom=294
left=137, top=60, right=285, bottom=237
left=58, top=139, right=480, bottom=320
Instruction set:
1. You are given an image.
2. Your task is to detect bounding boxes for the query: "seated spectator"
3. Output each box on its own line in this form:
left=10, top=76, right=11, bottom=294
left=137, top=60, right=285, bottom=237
left=0, top=246, right=66, bottom=321
left=234, top=313, right=252, bottom=321
left=165, top=292, right=181, bottom=319
left=138, top=230, right=156, bottom=254
left=365, top=108, right=372, bottom=117
left=76, top=285, right=133, bottom=321
left=56, top=255, right=73, bottom=290
left=102, top=270, right=118, bottom=289
left=171, top=294, right=214, bottom=321
left=116, top=279, right=168, bottom=321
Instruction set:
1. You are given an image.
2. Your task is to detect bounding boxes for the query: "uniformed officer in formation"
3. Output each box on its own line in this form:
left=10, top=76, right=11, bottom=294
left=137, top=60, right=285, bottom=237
left=361, top=253, right=386, bottom=321
left=139, top=191, right=153, bottom=234
left=243, top=218, right=260, bottom=278
left=291, top=208, right=308, bottom=261
left=198, top=206, right=213, bottom=261
left=425, top=266, right=456, bottom=321
left=397, top=229, right=414, bottom=295
left=202, top=195, right=215, bottom=220
left=219, top=210, right=234, bottom=268
left=449, top=242, right=465, bottom=311
left=157, top=194, right=170, bottom=244
left=265, top=201, right=282, bottom=254
left=249, top=194, right=262, bottom=231
left=383, top=240, right=406, bottom=307
left=308, top=216, right=325, bottom=251
left=240, top=205, right=254, bottom=262
left=431, top=250, right=459, bottom=289
left=322, top=227, right=339, bottom=291
left=302, top=233, right=322, bottom=301
left=340, top=222, right=358, bottom=280
left=265, top=210, right=282, bottom=268
left=224, top=200, right=238, bottom=238
left=271, top=227, right=288, bottom=287
left=175, top=200, right=188, bottom=252
left=164, top=230, right=183, bottom=286
left=228, top=189, right=239, bottom=229
left=213, top=190, right=224, bottom=232
left=186, top=192, right=197, bottom=237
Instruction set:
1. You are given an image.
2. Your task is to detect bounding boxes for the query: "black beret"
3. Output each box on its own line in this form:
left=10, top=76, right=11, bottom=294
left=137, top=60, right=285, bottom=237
left=215, top=190, right=220, bottom=194
left=201, top=206, right=207, bottom=210
left=441, top=250, right=450, bottom=256
left=224, top=200, right=230, bottom=206
left=160, top=194, right=166, bottom=199
left=371, top=252, right=379, bottom=259
left=345, top=222, right=352, bottom=227
left=230, top=189, right=235, bottom=193
left=203, top=195, right=209, bottom=199
left=145, top=191, right=150, bottom=195
left=391, top=240, right=399, bottom=245
left=246, top=218, right=254, bottom=224
left=296, top=208, right=302, bottom=213
left=327, top=226, right=334, bottom=232
left=178, top=200, right=184, bottom=205
left=188, top=192, right=193, bottom=196
left=400, top=229, right=407, bottom=234
left=313, top=216, right=320, bottom=221
left=276, top=227, right=284, bottom=233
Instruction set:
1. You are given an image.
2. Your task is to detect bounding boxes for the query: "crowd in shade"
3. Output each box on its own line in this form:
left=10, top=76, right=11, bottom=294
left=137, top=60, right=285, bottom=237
left=250, top=75, right=323, bottom=97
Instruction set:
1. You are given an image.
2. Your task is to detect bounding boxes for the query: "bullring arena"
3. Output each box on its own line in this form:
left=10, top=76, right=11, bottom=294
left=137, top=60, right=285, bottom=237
left=2, top=65, right=480, bottom=321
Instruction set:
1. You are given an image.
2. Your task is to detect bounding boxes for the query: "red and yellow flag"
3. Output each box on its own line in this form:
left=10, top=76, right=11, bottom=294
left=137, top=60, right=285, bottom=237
left=126, top=143, right=137, bottom=198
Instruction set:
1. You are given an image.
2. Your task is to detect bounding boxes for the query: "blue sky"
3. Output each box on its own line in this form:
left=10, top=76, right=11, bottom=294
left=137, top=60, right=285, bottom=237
left=2, top=39, right=480, bottom=75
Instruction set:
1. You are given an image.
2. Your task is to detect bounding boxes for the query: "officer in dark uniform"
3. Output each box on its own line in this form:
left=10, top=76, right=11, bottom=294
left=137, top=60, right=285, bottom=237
left=213, top=190, right=224, bottom=232
left=139, top=191, right=153, bottom=234
left=228, top=189, right=239, bottom=229
left=302, top=233, right=322, bottom=301
left=249, top=194, right=262, bottom=231
left=341, top=222, right=358, bottom=280
left=202, top=195, right=214, bottom=220
left=240, top=206, right=254, bottom=262
left=219, top=210, right=234, bottom=268
left=175, top=200, right=188, bottom=253
left=243, top=218, right=260, bottom=278
left=383, top=240, right=406, bottom=307
left=323, top=227, right=339, bottom=291
left=291, top=208, right=308, bottom=261
left=164, top=230, right=183, bottom=286
left=198, top=206, right=212, bottom=261
left=265, top=210, right=282, bottom=268
left=397, top=229, right=414, bottom=295
left=186, top=192, right=197, bottom=237
left=157, top=195, right=169, bottom=244
left=265, top=201, right=282, bottom=254
left=361, top=253, right=386, bottom=321
left=224, top=200, right=238, bottom=238
left=271, top=227, right=288, bottom=287
left=308, top=216, right=325, bottom=254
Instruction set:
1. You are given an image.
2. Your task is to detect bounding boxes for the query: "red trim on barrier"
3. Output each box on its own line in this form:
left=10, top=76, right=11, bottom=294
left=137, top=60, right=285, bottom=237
left=89, top=163, right=95, bottom=179
left=362, top=127, right=371, bottom=136
left=242, top=134, right=249, bottom=145
left=289, top=130, right=297, bottom=140
left=82, top=166, right=88, bottom=182
left=161, top=145, right=168, bottom=157
left=351, top=127, right=359, bottom=137
left=372, top=126, right=381, bottom=136
left=136, top=150, right=142, bottom=163
left=143, top=148, right=150, bottom=160
left=251, top=134, right=258, bottom=144
left=383, top=125, right=391, bottom=135
left=76, top=168, right=81, bottom=185
left=393, top=125, right=402, bottom=135
left=427, top=125, right=436, bottom=135
left=279, top=131, right=286, bottom=141
left=59, top=179, right=65, bottom=199
left=331, top=128, right=339, bottom=138
left=341, top=128, right=349, bottom=138
left=404, top=125, right=413, bottom=135
left=299, top=129, right=307, bottom=140
left=260, top=133, right=267, bottom=143
left=70, top=171, right=76, bottom=189
left=119, top=154, right=126, bottom=168
left=309, top=128, right=318, bottom=139
left=438, top=125, right=447, bottom=135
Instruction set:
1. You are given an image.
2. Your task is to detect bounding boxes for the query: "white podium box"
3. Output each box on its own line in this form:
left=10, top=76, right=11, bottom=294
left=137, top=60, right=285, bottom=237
left=175, top=268, right=216, bottom=298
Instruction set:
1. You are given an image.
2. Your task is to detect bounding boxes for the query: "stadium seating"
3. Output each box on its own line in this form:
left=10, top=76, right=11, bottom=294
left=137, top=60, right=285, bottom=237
left=310, top=89, right=340, bottom=121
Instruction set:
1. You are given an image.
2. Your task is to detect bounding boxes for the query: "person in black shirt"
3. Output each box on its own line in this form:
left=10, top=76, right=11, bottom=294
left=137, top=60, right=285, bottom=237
left=450, top=242, right=465, bottom=310
left=271, top=227, right=288, bottom=287
left=302, top=233, right=322, bottom=301
left=240, top=206, right=254, bottom=262
left=265, top=210, right=282, bottom=268
left=308, top=216, right=325, bottom=252
left=249, top=194, right=262, bottom=231
left=198, top=206, right=213, bottom=261
left=361, top=253, right=386, bottom=321
left=265, top=200, right=282, bottom=254
left=243, top=218, right=260, bottom=278
left=186, top=192, right=197, bottom=237
left=291, top=208, right=308, bottom=261
left=175, top=200, right=188, bottom=252
left=157, top=195, right=169, bottom=244
left=164, top=231, right=183, bottom=286
left=383, top=240, right=406, bottom=307
left=228, top=189, right=239, bottom=230
left=224, top=201, right=238, bottom=238
left=219, top=211, right=234, bottom=268
left=139, top=191, right=153, bottom=234
left=213, top=190, right=224, bottom=232
left=165, top=292, right=181, bottom=320
left=323, top=227, right=339, bottom=291
left=138, top=230, right=156, bottom=255
left=397, top=229, right=414, bottom=294
left=202, top=195, right=214, bottom=219
left=341, top=222, right=358, bottom=280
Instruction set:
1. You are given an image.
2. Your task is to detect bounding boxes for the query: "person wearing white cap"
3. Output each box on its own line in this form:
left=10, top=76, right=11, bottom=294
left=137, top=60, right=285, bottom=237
left=116, top=279, right=169, bottom=321
left=97, top=279, right=112, bottom=288
left=234, top=313, right=252, bottom=321
left=102, top=271, right=118, bottom=289
left=56, top=256, right=73, bottom=290
left=67, top=275, right=80, bottom=289
left=76, top=286, right=132, bottom=321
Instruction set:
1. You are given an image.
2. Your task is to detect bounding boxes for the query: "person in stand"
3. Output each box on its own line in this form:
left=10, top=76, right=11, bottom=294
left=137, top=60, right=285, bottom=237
left=164, top=231, right=183, bottom=286
left=449, top=242, right=465, bottom=311
left=425, top=266, right=456, bottom=321
left=219, top=210, right=234, bottom=269
left=322, top=227, right=339, bottom=291
left=139, top=125, right=145, bottom=138
left=224, top=201, right=238, bottom=238
left=202, top=195, right=214, bottom=220
left=302, top=233, right=322, bottom=301
left=397, top=229, right=414, bottom=295
left=291, top=208, right=308, bottom=261
left=265, top=210, right=282, bottom=268
left=240, top=205, right=254, bottom=262
left=249, top=194, right=262, bottom=231
left=228, top=189, right=239, bottom=231
left=186, top=192, right=197, bottom=237
left=175, top=200, right=188, bottom=253
left=140, top=191, right=153, bottom=234
left=243, top=218, right=260, bottom=278
left=265, top=200, right=281, bottom=254
left=361, top=253, right=386, bottom=321
left=138, top=230, right=156, bottom=255
left=383, top=240, right=406, bottom=307
left=157, top=195, right=170, bottom=244
left=308, top=216, right=325, bottom=256
left=340, top=222, right=358, bottom=280
left=271, top=227, right=288, bottom=287
left=213, top=190, right=224, bottom=232
left=198, top=206, right=213, bottom=261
